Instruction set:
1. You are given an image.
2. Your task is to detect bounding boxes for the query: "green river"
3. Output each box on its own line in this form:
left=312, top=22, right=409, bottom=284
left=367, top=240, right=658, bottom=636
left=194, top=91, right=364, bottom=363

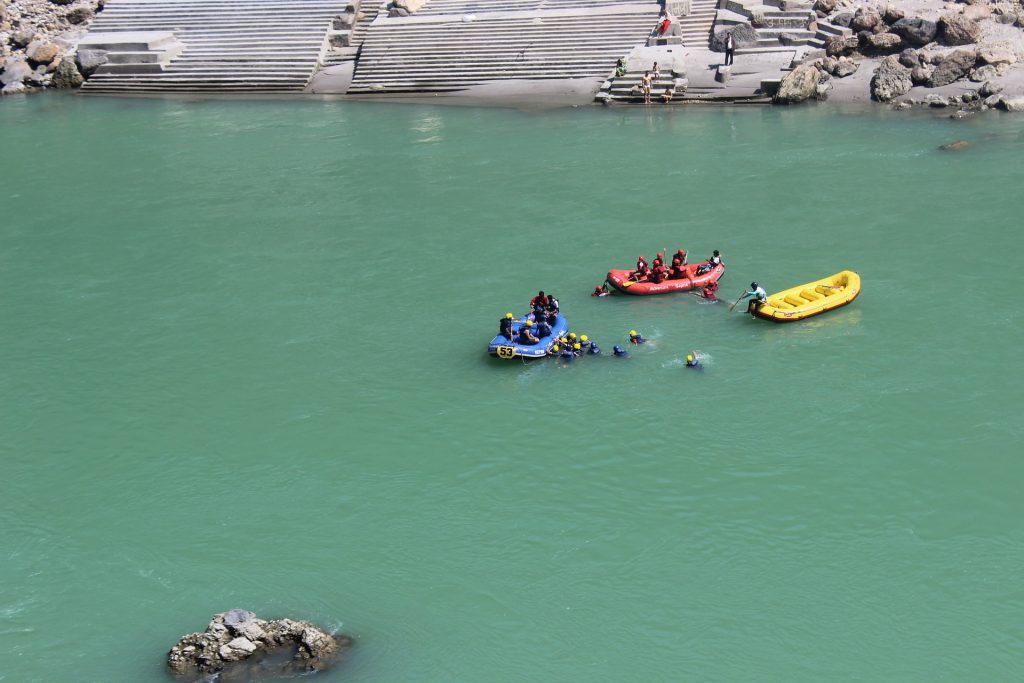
left=1, top=94, right=1022, bottom=681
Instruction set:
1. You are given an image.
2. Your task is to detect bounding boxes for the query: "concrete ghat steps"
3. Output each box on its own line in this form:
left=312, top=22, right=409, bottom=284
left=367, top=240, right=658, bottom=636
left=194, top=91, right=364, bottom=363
left=349, top=4, right=660, bottom=94
left=670, top=0, right=717, bottom=50
left=80, top=0, right=343, bottom=94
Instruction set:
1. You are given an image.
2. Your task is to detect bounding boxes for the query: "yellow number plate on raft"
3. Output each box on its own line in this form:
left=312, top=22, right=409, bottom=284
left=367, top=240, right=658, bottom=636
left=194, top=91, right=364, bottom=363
left=496, top=346, right=517, bottom=359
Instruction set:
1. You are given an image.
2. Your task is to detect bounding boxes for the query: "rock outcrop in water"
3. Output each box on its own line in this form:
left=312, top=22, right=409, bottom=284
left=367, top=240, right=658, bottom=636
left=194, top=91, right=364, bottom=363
left=167, top=609, right=352, bottom=680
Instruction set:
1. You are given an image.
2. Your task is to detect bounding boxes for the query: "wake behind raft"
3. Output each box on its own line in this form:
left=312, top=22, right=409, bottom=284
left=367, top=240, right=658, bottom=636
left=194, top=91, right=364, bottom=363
left=488, top=313, right=569, bottom=360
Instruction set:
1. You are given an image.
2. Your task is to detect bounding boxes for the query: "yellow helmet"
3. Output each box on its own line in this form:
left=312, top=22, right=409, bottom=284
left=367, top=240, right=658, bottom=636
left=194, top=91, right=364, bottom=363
left=580, top=335, right=589, bottom=342
left=552, top=344, right=560, bottom=352
left=687, top=354, right=694, bottom=362
left=630, top=330, right=637, bottom=336
left=526, top=320, right=533, bottom=327
left=574, top=343, right=581, bottom=350
left=569, top=332, right=577, bottom=339
left=505, top=312, right=513, bottom=319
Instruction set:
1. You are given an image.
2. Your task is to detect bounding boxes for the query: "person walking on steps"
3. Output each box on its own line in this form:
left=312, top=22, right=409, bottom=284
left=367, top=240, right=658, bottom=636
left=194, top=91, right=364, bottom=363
left=725, top=32, right=735, bottom=66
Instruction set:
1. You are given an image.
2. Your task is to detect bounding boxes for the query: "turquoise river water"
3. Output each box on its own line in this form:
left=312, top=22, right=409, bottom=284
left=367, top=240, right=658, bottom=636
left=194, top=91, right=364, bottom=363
left=1, top=94, right=1022, bottom=682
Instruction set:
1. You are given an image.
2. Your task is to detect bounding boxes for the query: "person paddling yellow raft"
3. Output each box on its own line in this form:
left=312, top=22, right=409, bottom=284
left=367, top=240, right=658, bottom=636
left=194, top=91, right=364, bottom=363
left=748, top=271, right=860, bottom=322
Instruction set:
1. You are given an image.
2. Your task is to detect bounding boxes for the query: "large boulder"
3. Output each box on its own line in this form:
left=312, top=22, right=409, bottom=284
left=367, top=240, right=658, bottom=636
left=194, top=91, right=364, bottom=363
left=910, top=64, right=934, bottom=85
left=1, top=59, right=32, bottom=86
left=939, top=14, right=981, bottom=46
left=76, top=49, right=108, bottom=76
left=969, top=64, right=998, bottom=81
left=927, top=48, right=977, bottom=87
left=12, top=29, right=37, bottom=49
left=26, top=41, right=60, bottom=65
left=709, top=23, right=758, bottom=52
left=865, top=32, right=905, bottom=53
left=774, top=64, right=822, bottom=104
left=890, top=17, right=938, bottom=46
left=826, top=34, right=859, bottom=57
left=881, top=4, right=905, bottom=23
left=831, top=11, right=854, bottom=28
left=50, top=59, right=83, bottom=88
left=66, top=6, right=94, bottom=24
left=998, top=95, right=1024, bottom=112
left=977, top=43, right=1017, bottom=66
left=898, top=48, right=921, bottom=68
left=814, top=0, right=837, bottom=13
left=851, top=6, right=882, bottom=32
left=834, top=58, right=859, bottom=77
left=871, top=55, right=913, bottom=101
left=167, top=610, right=352, bottom=679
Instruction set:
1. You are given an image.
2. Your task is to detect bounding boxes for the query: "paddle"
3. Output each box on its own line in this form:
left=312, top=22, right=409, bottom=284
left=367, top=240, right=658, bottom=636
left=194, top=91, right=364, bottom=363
left=729, top=290, right=746, bottom=312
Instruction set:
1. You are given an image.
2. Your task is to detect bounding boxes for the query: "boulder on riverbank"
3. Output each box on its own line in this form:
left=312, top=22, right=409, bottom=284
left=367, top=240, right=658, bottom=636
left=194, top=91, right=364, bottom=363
left=167, top=609, right=353, bottom=680
left=1, top=0, right=102, bottom=95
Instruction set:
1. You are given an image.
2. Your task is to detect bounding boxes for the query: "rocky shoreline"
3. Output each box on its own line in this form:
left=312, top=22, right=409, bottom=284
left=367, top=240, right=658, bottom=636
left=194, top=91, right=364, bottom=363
left=762, top=0, right=1024, bottom=112
left=3, top=0, right=1024, bottom=114
left=1, top=0, right=103, bottom=94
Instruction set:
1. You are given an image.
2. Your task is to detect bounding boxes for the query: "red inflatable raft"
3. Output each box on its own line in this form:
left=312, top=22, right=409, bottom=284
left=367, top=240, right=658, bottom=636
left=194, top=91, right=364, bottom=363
left=606, top=262, right=726, bottom=295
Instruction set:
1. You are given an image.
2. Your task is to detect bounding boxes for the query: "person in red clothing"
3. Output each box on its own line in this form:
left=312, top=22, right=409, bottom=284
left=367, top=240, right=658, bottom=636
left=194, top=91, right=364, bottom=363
left=669, top=254, right=687, bottom=279
left=649, top=261, right=668, bottom=284
left=530, top=291, right=546, bottom=309
left=700, top=280, right=720, bottom=300
left=673, top=248, right=687, bottom=265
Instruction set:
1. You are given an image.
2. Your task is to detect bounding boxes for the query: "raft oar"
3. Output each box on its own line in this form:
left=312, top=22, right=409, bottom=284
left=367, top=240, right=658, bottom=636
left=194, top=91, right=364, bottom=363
left=729, top=291, right=746, bottom=312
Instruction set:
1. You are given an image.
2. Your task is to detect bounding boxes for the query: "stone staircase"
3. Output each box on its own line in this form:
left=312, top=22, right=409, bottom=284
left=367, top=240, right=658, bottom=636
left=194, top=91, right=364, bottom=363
left=348, top=2, right=661, bottom=94
left=671, top=0, right=716, bottom=49
left=79, top=0, right=346, bottom=94
left=715, top=0, right=818, bottom=53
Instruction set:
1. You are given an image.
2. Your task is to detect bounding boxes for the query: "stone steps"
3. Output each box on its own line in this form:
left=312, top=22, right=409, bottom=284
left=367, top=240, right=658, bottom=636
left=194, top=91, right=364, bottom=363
left=349, top=5, right=660, bottom=94
left=80, top=0, right=342, bottom=93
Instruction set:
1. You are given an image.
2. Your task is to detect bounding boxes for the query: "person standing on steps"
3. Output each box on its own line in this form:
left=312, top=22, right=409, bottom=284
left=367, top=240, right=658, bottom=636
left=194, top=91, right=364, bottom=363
left=641, top=70, right=653, bottom=104
left=725, top=32, right=736, bottom=66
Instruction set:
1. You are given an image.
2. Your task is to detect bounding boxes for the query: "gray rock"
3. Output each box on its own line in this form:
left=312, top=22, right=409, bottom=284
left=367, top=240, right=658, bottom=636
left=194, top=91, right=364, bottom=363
left=969, top=64, right=998, bottom=81
left=871, top=55, right=913, bottom=101
left=219, top=637, right=258, bottom=661
left=223, top=608, right=257, bottom=631
left=999, top=95, right=1024, bottom=112
left=851, top=7, right=882, bottom=32
left=814, top=0, right=837, bottom=13
left=50, top=59, right=83, bottom=88
left=66, top=7, right=93, bottom=24
left=979, top=80, right=1002, bottom=97
left=927, top=48, right=977, bottom=87
left=898, top=48, right=921, bottom=68
left=710, top=24, right=759, bottom=52
left=882, top=4, right=905, bottom=23
left=910, top=64, right=933, bottom=85
left=865, top=32, right=904, bottom=53
left=925, top=93, right=950, bottom=107
left=12, top=29, right=37, bottom=48
left=831, top=11, right=853, bottom=28
left=890, top=17, right=938, bottom=46
left=49, top=0, right=75, bottom=5
left=75, top=49, right=108, bottom=76
left=2, top=81, right=28, bottom=96
left=983, top=94, right=1003, bottom=107
left=949, top=109, right=975, bottom=120
left=893, top=101, right=913, bottom=110
left=1, top=59, right=31, bottom=86
left=825, top=34, right=859, bottom=57
left=834, top=59, right=859, bottom=77
left=774, top=63, right=821, bottom=104
left=977, top=44, right=1017, bottom=66
left=940, top=14, right=981, bottom=46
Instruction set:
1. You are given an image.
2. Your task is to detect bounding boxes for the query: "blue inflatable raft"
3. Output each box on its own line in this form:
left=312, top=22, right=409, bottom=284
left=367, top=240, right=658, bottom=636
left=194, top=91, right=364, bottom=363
left=488, top=314, right=569, bottom=360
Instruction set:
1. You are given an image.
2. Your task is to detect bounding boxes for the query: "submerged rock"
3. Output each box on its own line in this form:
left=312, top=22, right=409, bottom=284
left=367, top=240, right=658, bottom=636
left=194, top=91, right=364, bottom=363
left=939, top=140, right=970, bottom=150
left=167, top=609, right=352, bottom=680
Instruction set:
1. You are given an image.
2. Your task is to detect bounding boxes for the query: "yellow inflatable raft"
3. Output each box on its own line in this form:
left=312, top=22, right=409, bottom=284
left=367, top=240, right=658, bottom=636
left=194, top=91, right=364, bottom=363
left=752, top=271, right=861, bottom=322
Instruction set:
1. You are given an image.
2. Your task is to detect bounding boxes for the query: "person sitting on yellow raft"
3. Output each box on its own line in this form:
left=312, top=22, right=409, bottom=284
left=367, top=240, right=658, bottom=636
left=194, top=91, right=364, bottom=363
left=737, top=281, right=767, bottom=315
